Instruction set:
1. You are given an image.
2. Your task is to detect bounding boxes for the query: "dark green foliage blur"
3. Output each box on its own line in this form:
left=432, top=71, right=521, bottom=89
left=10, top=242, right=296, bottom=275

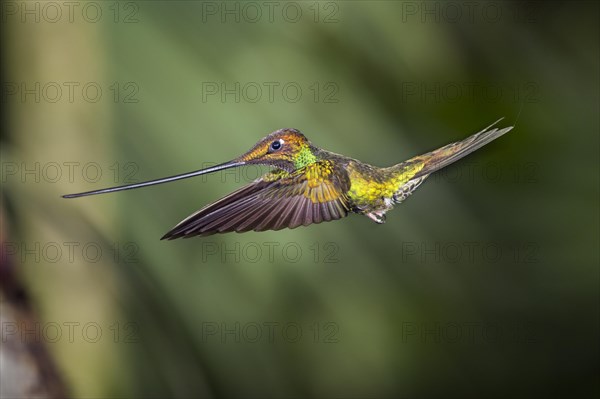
left=2, top=1, right=598, bottom=398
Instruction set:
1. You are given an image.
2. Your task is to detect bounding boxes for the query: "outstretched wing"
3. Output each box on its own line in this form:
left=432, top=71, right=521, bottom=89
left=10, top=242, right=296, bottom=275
left=161, top=161, right=351, bottom=239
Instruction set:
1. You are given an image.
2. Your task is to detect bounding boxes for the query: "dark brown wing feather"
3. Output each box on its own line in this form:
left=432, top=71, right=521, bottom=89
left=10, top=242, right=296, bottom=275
left=161, top=162, right=350, bottom=239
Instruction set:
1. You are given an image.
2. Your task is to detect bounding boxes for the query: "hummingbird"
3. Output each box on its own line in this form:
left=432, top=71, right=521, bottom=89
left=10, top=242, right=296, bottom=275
left=63, top=120, right=512, bottom=239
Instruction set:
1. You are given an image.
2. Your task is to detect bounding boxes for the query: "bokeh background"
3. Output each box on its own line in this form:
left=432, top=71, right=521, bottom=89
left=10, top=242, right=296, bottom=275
left=1, top=1, right=598, bottom=398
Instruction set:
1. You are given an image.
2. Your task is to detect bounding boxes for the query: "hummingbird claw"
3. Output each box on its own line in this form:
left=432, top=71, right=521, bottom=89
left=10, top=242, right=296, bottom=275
left=366, top=211, right=386, bottom=224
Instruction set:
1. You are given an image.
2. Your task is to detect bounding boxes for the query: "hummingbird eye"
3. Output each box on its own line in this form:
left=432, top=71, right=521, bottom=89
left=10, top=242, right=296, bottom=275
left=269, top=139, right=283, bottom=152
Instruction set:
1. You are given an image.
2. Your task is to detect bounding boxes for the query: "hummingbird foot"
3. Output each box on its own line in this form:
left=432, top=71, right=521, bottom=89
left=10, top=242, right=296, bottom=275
left=366, top=211, right=387, bottom=224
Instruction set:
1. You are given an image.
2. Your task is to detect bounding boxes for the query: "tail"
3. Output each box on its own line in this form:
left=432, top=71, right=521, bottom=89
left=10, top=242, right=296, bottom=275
left=409, top=119, right=513, bottom=179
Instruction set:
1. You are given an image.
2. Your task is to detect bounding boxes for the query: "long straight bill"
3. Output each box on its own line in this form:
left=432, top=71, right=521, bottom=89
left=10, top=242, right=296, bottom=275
left=62, top=161, right=245, bottom=198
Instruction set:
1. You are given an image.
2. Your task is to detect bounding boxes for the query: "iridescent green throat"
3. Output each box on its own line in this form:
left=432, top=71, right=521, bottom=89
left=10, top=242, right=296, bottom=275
left=293, top=146, right=317, bottom=169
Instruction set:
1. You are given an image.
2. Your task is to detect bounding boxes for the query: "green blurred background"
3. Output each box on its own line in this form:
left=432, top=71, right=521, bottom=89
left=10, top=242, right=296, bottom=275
left=1, top=1, right=598, bottom=398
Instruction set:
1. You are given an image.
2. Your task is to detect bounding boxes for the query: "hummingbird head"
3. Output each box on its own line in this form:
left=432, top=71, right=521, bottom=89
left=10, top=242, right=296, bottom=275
left=235, top=128, right=317, bottom=172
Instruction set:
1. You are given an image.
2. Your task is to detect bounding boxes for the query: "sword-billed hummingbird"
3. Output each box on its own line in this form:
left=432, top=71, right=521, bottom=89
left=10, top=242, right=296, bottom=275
left=63, top=120, right=513, bottom=239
